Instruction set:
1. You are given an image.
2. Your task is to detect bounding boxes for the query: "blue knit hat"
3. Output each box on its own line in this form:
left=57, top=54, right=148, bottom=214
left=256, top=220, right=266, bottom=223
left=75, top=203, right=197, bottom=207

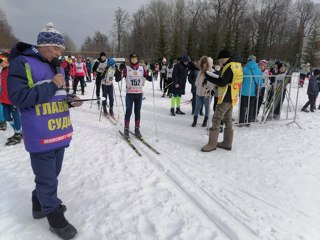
left=107, top=58, right=116, bottom=67
left=37, top=23, right=65, bottom=49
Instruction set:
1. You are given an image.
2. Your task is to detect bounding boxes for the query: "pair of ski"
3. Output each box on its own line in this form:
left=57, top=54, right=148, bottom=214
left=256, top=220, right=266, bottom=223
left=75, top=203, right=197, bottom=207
left=118, top=130, right=160, bottom=157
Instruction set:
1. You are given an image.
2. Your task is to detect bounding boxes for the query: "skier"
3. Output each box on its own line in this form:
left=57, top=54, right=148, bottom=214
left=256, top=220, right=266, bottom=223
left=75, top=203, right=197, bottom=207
left=116, top=53, right=152, bottom=139
left=0, top=55, right=23, bottom=145
left=7, top=23, right=83, bottom=240
left=85, top=58, right=92, bottom=82
left=92, top=52, right=108, bottom=100
left=164, top=60, right=175, bottom=98
left=60, top=56, right=71, bottom=93
left=170, top=55, right=191, bottom=116
left=101, top=57, right=121, bottom=116
left=72, top=56, right=88, bottom=95
left=201, top=49, right=243, bottom=152
left=301, top=69, right=319, bottom=112
left=160, top=58, right=167, bottom=93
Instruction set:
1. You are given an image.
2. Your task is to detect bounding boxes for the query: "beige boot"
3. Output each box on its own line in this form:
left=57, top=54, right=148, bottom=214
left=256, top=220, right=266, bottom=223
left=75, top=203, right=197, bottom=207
left=201, top=130, right=219, bottom=152
left=217, top=128, right=233, bottom=150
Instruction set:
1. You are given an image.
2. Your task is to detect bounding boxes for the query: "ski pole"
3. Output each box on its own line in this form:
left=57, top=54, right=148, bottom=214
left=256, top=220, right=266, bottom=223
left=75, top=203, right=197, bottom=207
left=90, top=83, right=96, bottom=108
left=118, top=80, right=125, bottom=113
left=98, top=97, right=104, bottom=122
left=64, top=97, right=105, bottom=103
left=151, top=77, right=159, bottom=142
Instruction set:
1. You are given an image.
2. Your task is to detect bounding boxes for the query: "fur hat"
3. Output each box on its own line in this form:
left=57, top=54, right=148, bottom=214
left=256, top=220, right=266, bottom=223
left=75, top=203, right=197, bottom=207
left=37, top=23, right=65, bottom=49
left=217, top=49, right=231, bottom=60
left=313, top=69, right=320, bottom=76
left=181, top=55, right=191, bottom=63
left=248, top=55, right=256, bottom=62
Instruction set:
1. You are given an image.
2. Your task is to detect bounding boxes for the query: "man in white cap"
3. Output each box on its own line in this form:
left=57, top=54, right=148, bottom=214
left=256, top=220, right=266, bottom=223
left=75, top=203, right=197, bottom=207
left=7, top=23, right=81, bottom=239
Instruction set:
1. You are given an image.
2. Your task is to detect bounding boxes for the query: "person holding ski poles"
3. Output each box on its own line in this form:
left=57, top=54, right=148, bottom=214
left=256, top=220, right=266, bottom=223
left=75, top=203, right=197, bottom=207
left=115, top=53, right=152, bottom=139
left=7, top=23, right=83, bottom=240
left=101, top=57, right=121, bottom=116
left=92, top=52, right=108, bottom=100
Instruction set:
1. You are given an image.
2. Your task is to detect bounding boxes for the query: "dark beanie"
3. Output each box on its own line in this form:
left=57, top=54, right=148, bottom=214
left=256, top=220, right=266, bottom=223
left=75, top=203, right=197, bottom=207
left=314, top=69, right=320, bottom=76
left=100, top=52, right=106, bottom=57
left=217, top=49, right=231, bottom=60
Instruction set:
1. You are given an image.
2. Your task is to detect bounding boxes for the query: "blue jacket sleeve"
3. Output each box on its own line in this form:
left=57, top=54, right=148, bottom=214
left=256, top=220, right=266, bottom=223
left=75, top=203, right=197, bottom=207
left=8, top=58, right=59, bottom=108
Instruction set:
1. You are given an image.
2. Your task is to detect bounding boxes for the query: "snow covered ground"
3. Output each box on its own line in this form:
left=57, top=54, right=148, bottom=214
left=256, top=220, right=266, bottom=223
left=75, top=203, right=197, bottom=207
left=1, top=78, right=320, bottom=240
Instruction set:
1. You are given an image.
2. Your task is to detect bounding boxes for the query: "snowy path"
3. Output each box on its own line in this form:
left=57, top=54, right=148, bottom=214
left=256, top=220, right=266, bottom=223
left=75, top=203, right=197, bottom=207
left=1, top=80, right=320, bottom=240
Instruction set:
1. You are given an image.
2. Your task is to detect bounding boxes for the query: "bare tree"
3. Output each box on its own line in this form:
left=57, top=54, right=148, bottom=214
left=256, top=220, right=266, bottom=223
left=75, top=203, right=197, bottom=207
left=113, top=7, right=131, bottom=54
left=81, top=31, right=111, bottom=54
left=0, top=8, right=18, bottom=49
left=63, top=33, right=77, bottom=52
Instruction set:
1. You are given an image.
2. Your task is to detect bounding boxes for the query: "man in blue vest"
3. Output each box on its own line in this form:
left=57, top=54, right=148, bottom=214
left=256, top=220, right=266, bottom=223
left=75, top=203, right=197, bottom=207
left=7, top=23, right=82, bottom=240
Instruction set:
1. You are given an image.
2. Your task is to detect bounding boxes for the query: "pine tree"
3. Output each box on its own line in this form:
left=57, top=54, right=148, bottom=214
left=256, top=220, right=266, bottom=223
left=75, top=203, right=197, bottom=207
left=186, top=28, right=195, bottom=61
left=224, top=29, right=232, bottom=51
left=254, top=28, right=262, bottom=60
left=303, top=29, right=319, bottom=66
left=209, top=33, right=218, bottom=60
left=232, top=28, right=241, bottom=56
left=241, top=37, right=250, bottom=64
left=156, top=23, right=168, bottom=62
left=170, top=26, right=180, bottom=60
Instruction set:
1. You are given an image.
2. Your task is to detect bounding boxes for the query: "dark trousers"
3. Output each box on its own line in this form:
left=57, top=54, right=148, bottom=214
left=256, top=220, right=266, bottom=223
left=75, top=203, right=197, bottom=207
left=73, top=76, right=85, bottom=94
left=87, top=71, right=92, bottom=81
left=30, top=148, right=65, bottom=214
left=257, top=87, right=266, bottom=115
left=303, top=94, right=317, bottom=111
left=65, top=75, right=70, bottom=90
left=95, top=75, right=102, bottom=98
left=102, top=85, right=114, bottom=109
left=164, top=77, right=173, bottom=95
left=2, top=104, right=22, bottom=131
left=239, top=96, right=257, bottom=123
left=191, top=92, right=196, bottom=110
left=274, top=90, right=286, bottom=115
left=160, top=73, right=166, bottom=90
left=125, top=93, right=142, bottom=128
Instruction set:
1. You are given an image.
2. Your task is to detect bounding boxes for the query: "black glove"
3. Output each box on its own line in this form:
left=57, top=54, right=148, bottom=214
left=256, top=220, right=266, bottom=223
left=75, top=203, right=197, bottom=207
left=119, top=63, right=126, bottom=71
left=202, top=78, right=208, bottom=87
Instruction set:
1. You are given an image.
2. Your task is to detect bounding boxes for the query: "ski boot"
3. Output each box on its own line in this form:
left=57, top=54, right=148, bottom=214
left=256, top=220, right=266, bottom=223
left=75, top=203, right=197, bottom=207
left=170, top=108, right=175, bottom=116
left=135, top=127, right=142, bottom=138
left=109, top=108, right=114, bottom=116
left=124, top=128, right=130, bottom=139
left=176, top=108, right=185, bottom=115
left=5, top=133, right=22, bottom=146
left=301, top=108, right=309, bottom=113
left=0, top=121, right=7, bottom=131
left=103, top=106, right=108, bottom=115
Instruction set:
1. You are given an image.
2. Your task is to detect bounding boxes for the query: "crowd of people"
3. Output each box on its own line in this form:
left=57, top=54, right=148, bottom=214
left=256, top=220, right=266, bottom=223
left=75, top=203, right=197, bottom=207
left=1, top=22, right=320, bottom=240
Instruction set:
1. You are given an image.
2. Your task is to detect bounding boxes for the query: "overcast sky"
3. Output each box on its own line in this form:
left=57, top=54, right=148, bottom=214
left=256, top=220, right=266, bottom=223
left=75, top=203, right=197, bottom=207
left=0, top=0, right=149, bottom=48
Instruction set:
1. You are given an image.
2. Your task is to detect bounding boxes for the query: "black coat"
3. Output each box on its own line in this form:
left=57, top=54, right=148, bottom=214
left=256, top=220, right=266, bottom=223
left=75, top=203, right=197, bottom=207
left=308, top=75, right=319, bottom=96
left=172, top=62, right=189, bottom=95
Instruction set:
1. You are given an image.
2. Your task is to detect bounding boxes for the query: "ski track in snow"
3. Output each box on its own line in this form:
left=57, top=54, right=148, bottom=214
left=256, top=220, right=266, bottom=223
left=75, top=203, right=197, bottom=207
left=1, top=80, right=320, bottom=240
